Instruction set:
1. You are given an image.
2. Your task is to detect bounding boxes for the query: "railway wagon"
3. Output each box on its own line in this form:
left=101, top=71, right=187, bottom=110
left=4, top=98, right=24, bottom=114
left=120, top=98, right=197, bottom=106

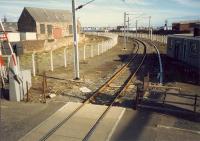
left=167, top=35, right=200, bottom=69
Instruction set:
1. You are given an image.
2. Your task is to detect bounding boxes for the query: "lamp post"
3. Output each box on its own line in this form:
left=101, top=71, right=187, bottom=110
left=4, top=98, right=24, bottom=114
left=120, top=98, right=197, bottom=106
left=72, top=0, right=80, bottom=80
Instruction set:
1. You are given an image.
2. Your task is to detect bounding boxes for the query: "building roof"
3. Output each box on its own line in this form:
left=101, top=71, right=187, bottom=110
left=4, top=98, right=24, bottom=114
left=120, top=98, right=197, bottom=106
left=0, top=22, right=18, bottom=32
left=24, top=7, right=72, bottom=23
left=168, top=34, right=200, bottom=40
left=173, top=20, right=200, bottom=25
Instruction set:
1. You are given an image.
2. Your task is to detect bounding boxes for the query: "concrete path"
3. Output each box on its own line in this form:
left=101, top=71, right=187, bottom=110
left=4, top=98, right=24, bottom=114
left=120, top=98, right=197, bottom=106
left=19, top=102, right=125, bottom=141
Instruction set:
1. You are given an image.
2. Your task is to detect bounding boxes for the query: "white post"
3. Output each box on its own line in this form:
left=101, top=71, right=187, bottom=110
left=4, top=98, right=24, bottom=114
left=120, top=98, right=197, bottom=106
left=32, top=52, right=36, bottom=76
left=50, top=50, right=53, bottom=71
left=83, top=45, right=86, bottom=60
left=106, top=42, right=108, bottom=51
left=101, top=42, right=103, bottom=54
left=150, top=28, right=153, bottom=41
left=72, top=0, right=80, bottom=79
left=64, top=47, right=67, bottom=68
left=91, top=45, right=93, bottom=58
left=102, top=42, right=104, bottom=53
left=97, top=44, right=100, bottom=55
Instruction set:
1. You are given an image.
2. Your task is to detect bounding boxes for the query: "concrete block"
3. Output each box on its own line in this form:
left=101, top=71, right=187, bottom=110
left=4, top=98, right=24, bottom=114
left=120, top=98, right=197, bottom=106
left=9, top=69, right=32, bottom=102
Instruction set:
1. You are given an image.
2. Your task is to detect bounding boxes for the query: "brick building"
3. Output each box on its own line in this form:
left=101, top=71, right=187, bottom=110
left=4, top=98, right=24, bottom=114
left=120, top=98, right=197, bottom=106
left=18, top=7, right=81, bottom=40
left=172, top=20, right=200, bottom=32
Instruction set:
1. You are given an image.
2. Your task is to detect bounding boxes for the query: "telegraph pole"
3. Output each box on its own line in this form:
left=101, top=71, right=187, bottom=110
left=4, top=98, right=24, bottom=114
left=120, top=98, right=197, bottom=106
left=127, top=16, right=130, bottom=42
left=123, top=12, right=127, bottom=49
left=72, top=0, right=80, bottom=79
left=135, top=20, right=138, bottom=38
left=148, top=16, right=151, bottom=39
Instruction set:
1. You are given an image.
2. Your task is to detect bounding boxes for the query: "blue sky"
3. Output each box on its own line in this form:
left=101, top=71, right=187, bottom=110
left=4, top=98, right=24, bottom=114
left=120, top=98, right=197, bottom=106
left=0, top=0, right=200, bottom=27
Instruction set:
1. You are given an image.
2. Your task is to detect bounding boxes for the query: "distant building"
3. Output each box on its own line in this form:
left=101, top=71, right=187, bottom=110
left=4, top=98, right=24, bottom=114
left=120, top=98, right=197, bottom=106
left=172, top=20, right=200, bottom=32
left=0, top=22, right=18, bottom=32
left=18, top=7, right=81, bottom=40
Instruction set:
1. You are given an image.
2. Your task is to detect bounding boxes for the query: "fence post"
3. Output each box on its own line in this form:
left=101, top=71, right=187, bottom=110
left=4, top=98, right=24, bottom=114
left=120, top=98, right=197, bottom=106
left=32, top=51, right=36, bottom=77
left=91, top=45, right=93, bottom=58
left=83, top=45, right=86, bottom=60
left=64, top=47, right=67, bottom=68
left=50, top=50, right=53, bottom=71
left=107, top=41, right=109, bottom=50
left=102, top=42, right=104, bottom=53
left=97, top=44, right=100, bottom=55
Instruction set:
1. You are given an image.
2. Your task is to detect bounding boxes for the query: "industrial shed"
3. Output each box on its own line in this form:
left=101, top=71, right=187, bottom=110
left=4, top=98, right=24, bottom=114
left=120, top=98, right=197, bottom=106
left=18, top=7, right=81, bottom=40
left=167, top=35, right=200, bottom=69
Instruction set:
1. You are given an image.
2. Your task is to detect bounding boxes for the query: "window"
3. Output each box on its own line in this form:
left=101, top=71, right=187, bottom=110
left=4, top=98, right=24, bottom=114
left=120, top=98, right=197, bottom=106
left=47, top=25, right=52, bottom=35
left=40, top=24, right=45, bottom=34
left=69, top=25, right=73, bottom=34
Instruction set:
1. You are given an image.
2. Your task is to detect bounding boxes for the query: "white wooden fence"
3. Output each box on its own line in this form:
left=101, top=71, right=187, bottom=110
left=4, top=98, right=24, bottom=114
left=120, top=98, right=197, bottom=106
left=119, top=32, right=167, bottom=44
left=29, top=33, right=118, bottom=76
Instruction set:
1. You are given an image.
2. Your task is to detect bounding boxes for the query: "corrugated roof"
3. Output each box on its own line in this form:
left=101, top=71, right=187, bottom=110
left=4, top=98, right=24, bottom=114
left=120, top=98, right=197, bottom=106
left=25, top=7, right=72, bottom=23
left=0, top=22, right=18, bottom=32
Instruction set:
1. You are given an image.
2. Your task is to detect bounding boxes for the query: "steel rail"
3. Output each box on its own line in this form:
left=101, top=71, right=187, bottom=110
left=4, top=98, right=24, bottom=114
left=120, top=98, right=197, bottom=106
left=145, top=40, right=163, bottom=84
left=39, top=40, right=140, bottom=141
left=83, top=39, right=147, bottom=141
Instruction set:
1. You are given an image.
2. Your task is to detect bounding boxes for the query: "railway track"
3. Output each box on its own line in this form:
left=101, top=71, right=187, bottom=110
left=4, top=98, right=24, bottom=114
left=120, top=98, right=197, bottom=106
left=39, top=38, right=147, bottom=141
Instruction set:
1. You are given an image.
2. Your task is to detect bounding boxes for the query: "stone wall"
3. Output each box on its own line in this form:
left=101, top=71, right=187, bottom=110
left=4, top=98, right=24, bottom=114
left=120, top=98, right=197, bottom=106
left=22, top=40, right=45, bottom=53
left=22, top=34, right=85, bottom=53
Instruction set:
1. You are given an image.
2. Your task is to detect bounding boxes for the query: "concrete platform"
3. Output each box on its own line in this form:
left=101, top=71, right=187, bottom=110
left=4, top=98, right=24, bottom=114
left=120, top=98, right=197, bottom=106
left=19, top=102, right=125, bottom=141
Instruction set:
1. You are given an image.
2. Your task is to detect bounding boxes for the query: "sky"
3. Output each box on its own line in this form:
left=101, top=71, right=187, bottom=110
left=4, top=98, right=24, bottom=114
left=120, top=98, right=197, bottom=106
left=0, top=0, right=200, bottom=27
